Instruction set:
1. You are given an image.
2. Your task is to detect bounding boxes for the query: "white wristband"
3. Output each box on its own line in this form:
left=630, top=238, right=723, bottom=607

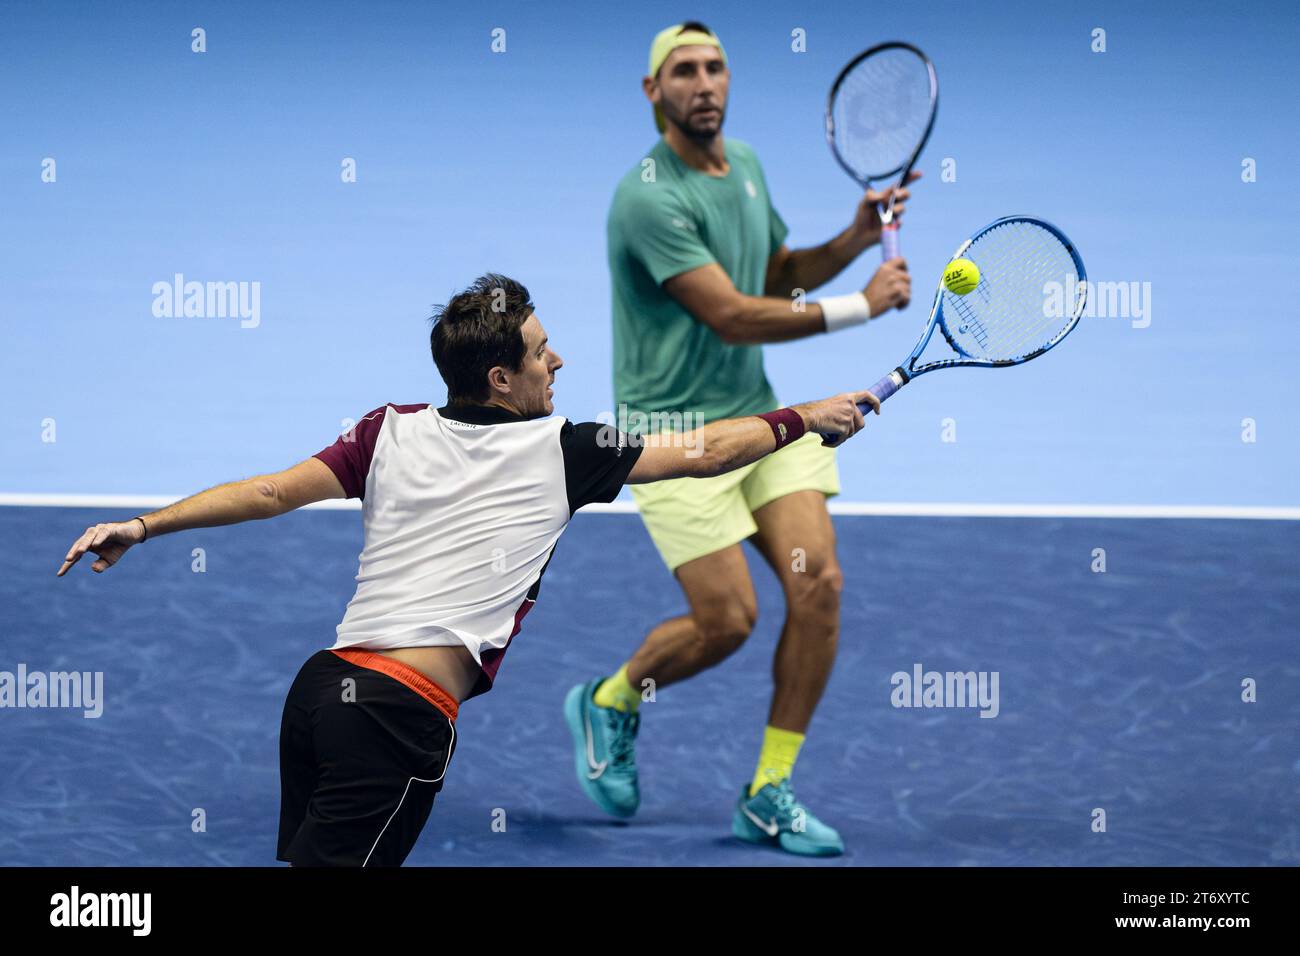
left=818, top=292, right=871, bottom=332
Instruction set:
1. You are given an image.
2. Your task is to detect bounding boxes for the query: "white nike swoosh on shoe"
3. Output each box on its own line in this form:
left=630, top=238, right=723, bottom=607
left=742, top=805, right=780, bottom=837
left=583, top=707, right=608, bottom=779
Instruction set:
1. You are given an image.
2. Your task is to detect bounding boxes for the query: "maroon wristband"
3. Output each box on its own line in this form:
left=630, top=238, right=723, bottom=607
left=756, top=408, right=806, bottom=450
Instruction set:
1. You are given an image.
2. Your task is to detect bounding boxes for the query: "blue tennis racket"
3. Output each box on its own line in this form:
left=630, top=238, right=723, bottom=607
left=826, top=41, right=938, bottom=263
left=822, top=215, right=1087, bottom=441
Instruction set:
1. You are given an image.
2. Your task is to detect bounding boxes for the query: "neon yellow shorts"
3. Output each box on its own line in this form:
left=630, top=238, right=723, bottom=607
left=629, top=431, right=840, bottom=572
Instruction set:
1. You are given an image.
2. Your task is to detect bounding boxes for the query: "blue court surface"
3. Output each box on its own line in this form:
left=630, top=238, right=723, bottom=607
left=2, top=506, right=1296, bottom=867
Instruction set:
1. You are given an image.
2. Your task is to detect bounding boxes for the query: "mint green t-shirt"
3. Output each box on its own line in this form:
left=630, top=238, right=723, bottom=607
left=608, top=137, right=788, bottom=428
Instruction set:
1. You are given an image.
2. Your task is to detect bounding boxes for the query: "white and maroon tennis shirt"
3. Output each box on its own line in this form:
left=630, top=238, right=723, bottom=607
left=313, top=402, right=642, bottom=698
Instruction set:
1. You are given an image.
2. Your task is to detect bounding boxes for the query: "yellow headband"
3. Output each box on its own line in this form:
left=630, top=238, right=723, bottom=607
left=648, top=24, right=727, bottom=132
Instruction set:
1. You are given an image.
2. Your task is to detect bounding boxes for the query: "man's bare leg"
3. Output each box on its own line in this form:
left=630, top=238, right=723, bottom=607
left=624, top=543, right=758, bottom=691
left=749, top=489, right=843, bottom=734
left=564, top=542, right=759, bottom=818
left=728, top=489, right=846, bottom=855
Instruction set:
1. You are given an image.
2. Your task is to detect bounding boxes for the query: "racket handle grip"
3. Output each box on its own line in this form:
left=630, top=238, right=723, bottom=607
left=817, top=370, right=905, bottom=443
left=880, top=223, right=900, bottom=261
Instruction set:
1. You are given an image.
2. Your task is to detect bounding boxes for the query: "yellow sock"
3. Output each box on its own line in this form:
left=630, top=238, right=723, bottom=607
left=592, top=664, right=641, bottom=713
left=749, top=725, right=805, bottom=796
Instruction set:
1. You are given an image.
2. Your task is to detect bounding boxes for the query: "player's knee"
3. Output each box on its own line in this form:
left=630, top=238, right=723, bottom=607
left=694, top=599, right=757, bottom=658
left=787, top=561, right=843, bottom=619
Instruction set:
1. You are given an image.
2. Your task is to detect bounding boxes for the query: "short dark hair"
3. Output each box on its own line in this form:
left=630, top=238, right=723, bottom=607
left=429, top=274, right=534, bottom=405
left=679, top=20, right=714, bottom=36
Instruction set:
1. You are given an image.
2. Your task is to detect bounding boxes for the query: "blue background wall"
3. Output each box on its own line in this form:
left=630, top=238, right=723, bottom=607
left=3, top=0, right=1297, bottom=504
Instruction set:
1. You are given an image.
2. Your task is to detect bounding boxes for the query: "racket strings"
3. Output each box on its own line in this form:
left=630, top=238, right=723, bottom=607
left=984, top=237, right=1079, bottom=356
left=831, top=49, right=934, bottom=179
left=941, top=221, right=1080, bottom=362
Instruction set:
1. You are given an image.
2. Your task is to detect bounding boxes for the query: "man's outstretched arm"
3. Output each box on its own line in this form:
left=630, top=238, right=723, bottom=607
left=56, top=457, right=344, bottom=576
left=626, top=390, right=880, bottom=485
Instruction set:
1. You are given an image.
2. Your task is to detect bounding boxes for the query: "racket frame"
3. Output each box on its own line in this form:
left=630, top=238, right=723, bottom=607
left=823, top=215, right=1088, bottom=438
left=907, top=215, right=1088, bottom=379
left=825, top=41, right=939, bottom=261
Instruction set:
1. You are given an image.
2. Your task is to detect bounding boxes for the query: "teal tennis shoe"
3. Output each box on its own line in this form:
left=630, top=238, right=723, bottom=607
left=564, top=679, right=641, bottom=818
left=731, top=780, right=844, bottom=857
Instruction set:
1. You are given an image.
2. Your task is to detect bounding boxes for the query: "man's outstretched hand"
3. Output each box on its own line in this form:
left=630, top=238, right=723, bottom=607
left=57, top=519, right=146, bottom=576
left=794, top=390, right=882, bottom=447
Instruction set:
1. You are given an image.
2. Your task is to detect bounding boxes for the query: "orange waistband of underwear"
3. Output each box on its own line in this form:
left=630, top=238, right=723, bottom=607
left=330, top=649, right=459, bottom=721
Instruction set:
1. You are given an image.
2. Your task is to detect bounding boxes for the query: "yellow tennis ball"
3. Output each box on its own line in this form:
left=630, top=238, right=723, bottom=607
left=943, top=258, right=980, bottom=295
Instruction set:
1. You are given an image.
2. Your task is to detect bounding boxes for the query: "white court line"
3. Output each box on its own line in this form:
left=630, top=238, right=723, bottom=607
left=1, top=493, right=1297, bottom=521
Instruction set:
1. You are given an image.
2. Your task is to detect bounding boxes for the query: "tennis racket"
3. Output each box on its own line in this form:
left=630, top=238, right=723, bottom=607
left=826, top=41, right=938, bottom=263
left=820, top=216, right=1088, bottom=441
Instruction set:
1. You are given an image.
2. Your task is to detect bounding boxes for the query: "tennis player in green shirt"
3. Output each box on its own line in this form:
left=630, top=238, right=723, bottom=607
left=564, top=21, right=918, bottom=857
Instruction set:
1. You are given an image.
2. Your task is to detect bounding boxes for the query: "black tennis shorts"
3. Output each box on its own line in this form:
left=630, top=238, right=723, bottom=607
left=277, top=648, right=459, bottom=867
